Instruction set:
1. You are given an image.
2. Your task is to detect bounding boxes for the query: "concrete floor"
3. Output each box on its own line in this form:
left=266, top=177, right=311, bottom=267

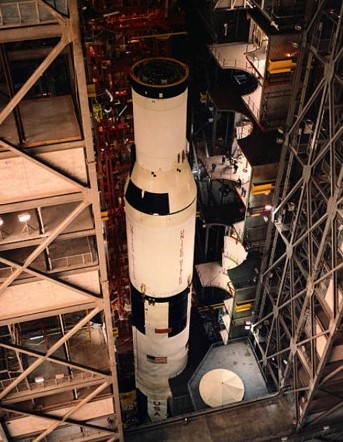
left=188, top=339, right=269, bottom=410
left=0, top=96, right=80, bottom=147
left=124, top=393, right=296, bottom=442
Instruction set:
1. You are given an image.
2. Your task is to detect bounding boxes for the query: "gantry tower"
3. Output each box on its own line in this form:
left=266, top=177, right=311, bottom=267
left=254, top=0, right=343, bottom=429
left=0, top=1, right=123, bottom=440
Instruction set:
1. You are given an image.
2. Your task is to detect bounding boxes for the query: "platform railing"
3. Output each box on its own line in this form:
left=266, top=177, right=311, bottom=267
left=243, top=93, right=261, bottom=121
left=0, top=0, right=68, bottom=27
left=0, top=370, right=99, bottom=394
left=209, top=44, right=255, bottom=74
left=0, top=252, right=97, bottom=281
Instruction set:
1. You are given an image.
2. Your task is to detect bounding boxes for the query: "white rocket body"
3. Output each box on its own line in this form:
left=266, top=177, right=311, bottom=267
left=124, top=58, right=196, bottom=421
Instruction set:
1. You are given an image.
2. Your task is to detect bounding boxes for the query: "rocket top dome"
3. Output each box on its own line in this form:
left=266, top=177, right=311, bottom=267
left=130, top=57, right=189, bottom=99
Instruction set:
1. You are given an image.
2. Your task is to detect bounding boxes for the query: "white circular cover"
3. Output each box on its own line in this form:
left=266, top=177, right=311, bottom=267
left=199, top=368, right=244, bottom=407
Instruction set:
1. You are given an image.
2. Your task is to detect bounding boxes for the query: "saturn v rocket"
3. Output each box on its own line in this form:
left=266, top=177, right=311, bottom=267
left=124, top=58, right=197, bottom=421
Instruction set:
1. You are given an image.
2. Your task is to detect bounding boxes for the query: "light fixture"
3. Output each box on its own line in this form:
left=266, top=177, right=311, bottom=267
left=103, top=11, right=120, bottom=17
left=29, top=335, right=44, bottom=341
left=265, top=204, right=273, bottom=211
left=0, top=217, right=8, bottom=240
left=18, top=212, right=35, bottom=235
left=244, top=325, right=251, bottom=330
left=292, top=41, right=299, bottom=48
left=18, top=212, right=31, bottom=223
left=35, top=376, right=45, bottom=384
left=263, top=215, right=269, bottom=222
left=270, top=20, right=279, bottom=30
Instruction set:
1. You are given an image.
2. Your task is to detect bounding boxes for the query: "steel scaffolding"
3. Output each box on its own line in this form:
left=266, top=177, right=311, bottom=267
left=0, top=1, right=123, bottom=440
left=253, top=0, right=343, bottom=429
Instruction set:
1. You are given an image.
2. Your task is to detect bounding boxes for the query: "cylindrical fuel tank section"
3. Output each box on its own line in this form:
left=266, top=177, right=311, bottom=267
left=124, top=58, right=197, bottom=421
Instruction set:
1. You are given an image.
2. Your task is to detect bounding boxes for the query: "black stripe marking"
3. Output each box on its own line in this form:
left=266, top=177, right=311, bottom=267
left=136, top=389, right=148, bottom=420
left=131, top=285, right=145, bottom=334
left=168, top=289, right=189, bottom=337
left=130, top=58, right=188, bottom=99
left=125, top=180, right=170, bottom=215
left=130, top=284, right=189, bottom=337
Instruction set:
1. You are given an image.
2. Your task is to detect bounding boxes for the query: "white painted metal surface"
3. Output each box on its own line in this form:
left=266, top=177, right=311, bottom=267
left=199, top=368, right=244, bottom=407
left=125, top=58, right=196, bottom=421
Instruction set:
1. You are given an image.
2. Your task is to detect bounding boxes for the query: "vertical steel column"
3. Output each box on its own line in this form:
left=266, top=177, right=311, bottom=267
left=68, top=0, right=123, bottom=439
left=0, top=1, right=124, bottom=440
left=0, top=44, right=25, bottom=144
left=252, top=0, right=343, bottom=430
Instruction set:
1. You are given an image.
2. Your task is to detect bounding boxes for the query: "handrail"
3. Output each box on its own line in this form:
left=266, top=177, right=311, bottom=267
left=0, top=0, right=68, bottom=26
left=243, top=94, right=261, bottom=120
left=0, top=371, right=98, bottom=394
left=51, top=251, right=95, bottom=269
left=209, top=45, right=254, bottom=74
left=0, top=252, right=96, bottom=281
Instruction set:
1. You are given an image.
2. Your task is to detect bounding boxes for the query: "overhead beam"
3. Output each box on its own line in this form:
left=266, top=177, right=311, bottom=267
left=0, top=140, right=86, bottom=159
left=0, top=256, right=102, bottom=303
left=0, top=138, right=89, bottom=192
left=1, top=377, right=108, bottom=405
left=0, top=37, right=69, bottom=126
left=0, top=342, right=110, bottom=379
left=0, top=24, right=62, bottom=43
left=0, top=201, right=89, bottom=294
left=0, top=192, right=84, bottom=213
left=0, top=302, right=99, bottom=326
left=0, top=228, right=96, bottom=251
left=0, top=307, right=101, bottom=400
left=33, top=381, right=111, bottom=441
left=2, top=404, right=119, bottom=438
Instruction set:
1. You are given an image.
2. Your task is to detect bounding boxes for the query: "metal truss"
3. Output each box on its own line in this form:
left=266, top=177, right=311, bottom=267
left=0, top=1, right=123, bottom=440
left=253, top=0, right=343, bottom=430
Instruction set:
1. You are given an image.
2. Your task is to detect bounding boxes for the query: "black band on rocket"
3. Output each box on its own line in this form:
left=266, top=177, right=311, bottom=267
left=125, top=180, right=170, bottom=215
left=130, top=58, right=189, bottom=99
left=131, top=283, right=189, bottom=337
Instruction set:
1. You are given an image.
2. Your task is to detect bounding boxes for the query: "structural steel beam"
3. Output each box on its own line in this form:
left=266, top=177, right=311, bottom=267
left=0, top=1, right=123, bottom=440
left=0, top=192, right=84, bottom=213
left=68, top=1, right=123, bottom=438
left=33, top=381, right=112, bottom=441
left=253, top=0, right=343, bottom=429
left=2, top=404, right=119, bottom=438
left=0, top=201, right=89, bottom=293
left=0, top=24, right=62, bottom=43
left=0, top=342, right=110, bottom=379
left=0, top=307, right=101, bottom=400
left=0, top=38, right=69, bottom=127
left=0, top=302, right=99, bottom=327
left=0, top=139, right=89, bottom=191
left=1, top=377, right=108, bottom=405
left=0, top=256, right=103, bottom=303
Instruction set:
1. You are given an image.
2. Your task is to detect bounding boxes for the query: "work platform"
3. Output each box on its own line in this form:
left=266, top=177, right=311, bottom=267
left=188, top=338, right=268, bottom=411
left=0, top=95, right=81, bottom=148
left=125, top=393, right=296, bottom=442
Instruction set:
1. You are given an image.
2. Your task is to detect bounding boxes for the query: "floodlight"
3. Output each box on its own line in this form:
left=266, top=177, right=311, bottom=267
left=18, top=213, right=31, bottom=223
